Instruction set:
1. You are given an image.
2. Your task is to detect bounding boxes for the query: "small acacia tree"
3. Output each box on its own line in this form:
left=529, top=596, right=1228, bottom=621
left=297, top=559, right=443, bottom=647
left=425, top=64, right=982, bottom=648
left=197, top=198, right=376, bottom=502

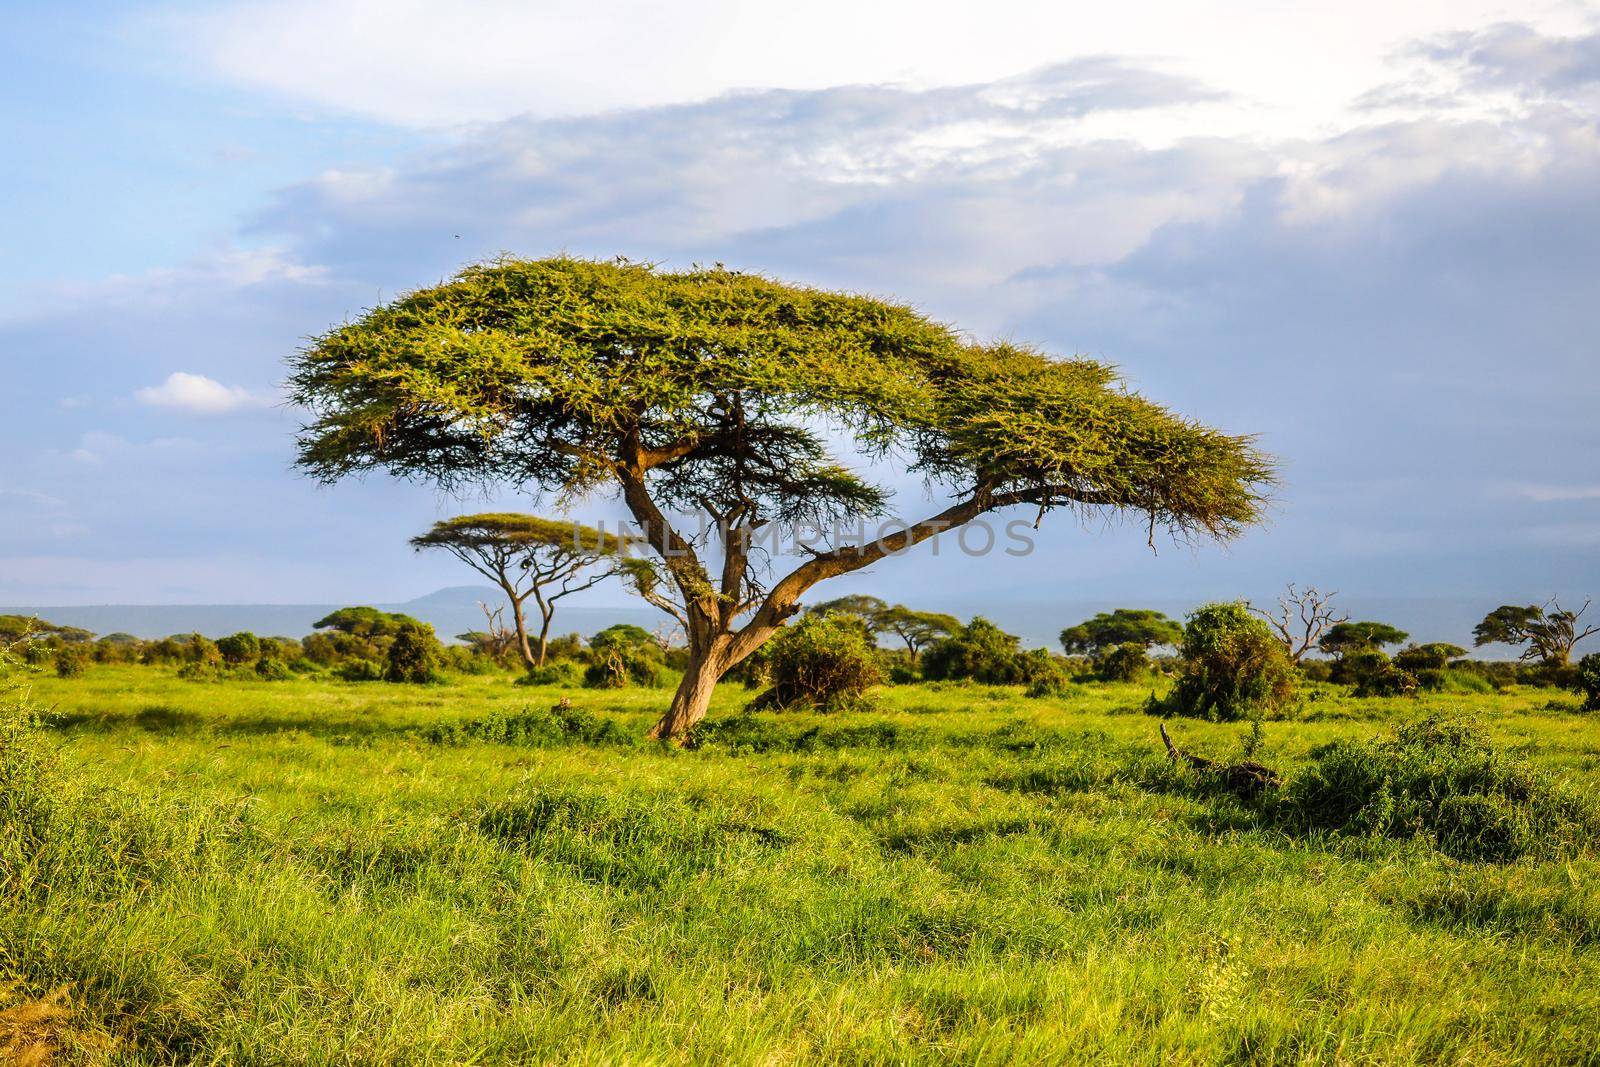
left=1059, top=609, right=1182, bottom=655
left=411, top=514, right=635, bottom=671
left=290, top=257, right=1272, bottom=741
left=1474, top=600, right=1597, bottom=668
left=876, top=606, right=961, bottom=666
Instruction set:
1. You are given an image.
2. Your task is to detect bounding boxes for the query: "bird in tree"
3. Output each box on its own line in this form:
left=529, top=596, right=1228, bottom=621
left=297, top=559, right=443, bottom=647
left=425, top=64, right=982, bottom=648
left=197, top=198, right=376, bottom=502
left=289, top=256, right=1273, bottom=741
left=875, top=605, right=961, bottom=666
left=1474, top=599, right=1597, bottom=667
left=410, top=514, right=637, bottom=671
left=1059, top=609, right=1183, bottom=655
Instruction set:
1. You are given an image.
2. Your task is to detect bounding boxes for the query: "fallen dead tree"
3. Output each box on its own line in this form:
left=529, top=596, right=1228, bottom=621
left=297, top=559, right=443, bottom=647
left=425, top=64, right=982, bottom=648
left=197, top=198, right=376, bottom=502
left=1159, top=723, right=1282, bottom=799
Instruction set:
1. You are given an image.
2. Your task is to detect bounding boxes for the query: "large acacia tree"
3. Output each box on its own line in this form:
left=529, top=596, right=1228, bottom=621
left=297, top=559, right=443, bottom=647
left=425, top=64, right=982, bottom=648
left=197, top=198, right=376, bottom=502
left=290, top=257, right=1273, bottom=740
left=411, top=514, right=634, bottom=670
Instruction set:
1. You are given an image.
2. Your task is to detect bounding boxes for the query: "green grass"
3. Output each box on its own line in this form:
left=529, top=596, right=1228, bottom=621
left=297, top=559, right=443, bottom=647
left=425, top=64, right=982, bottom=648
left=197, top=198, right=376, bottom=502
left=4, top=666, right=1600, bottom=1064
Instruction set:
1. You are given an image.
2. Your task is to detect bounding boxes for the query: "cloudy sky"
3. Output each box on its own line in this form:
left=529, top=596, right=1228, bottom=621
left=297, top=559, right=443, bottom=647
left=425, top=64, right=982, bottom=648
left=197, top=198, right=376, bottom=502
left=2, top=0, right=1598, bottom=612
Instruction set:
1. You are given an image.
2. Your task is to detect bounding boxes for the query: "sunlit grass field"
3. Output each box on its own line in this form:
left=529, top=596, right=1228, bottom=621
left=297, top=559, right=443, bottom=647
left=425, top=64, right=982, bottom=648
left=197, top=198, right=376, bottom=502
left=5, top=666, right=1599, bottom=1064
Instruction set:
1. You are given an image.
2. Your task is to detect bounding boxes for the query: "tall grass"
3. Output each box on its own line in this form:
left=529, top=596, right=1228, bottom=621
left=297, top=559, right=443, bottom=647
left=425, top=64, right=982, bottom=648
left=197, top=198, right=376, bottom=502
left=1, top=666, right=1596, bottom=1063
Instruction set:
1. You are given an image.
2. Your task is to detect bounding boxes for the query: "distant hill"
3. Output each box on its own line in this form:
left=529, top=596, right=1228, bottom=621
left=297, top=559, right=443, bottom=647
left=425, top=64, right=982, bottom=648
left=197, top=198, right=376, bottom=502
left=2, top=588, right=1526, bottom=657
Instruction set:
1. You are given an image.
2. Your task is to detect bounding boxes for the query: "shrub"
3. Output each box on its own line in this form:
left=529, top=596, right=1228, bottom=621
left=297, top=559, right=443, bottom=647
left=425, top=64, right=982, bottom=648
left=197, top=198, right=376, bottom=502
left=921, top=618, right=1023, bottom=684
left=752, top=615, right=882, bottom=711
left=385, top=623, right=444, bottom=683
left=216, top=631, right=261, bottom=666
left=1350, top=653, right=1418, bottom=698
left=1575, top=653, right=1600, bottom=712
left=1394, top=643, right=1467, bottom=674
left=336, top=658, right=384, bottom=683
left=1094, top=642, right=1149, bottom=683
left=1022, top=649, right=1073, bottom=698
left=1282, top=715, right=1599, bottom=861
left=53, top=644, right=89, bottom=679
left=517, top=661, right=583, bottom=687
left=583, top=625, right=668, bottom=689
left=253, top=656, right=292, bottom=681
left=1157, top=602, right=1296, bottom=720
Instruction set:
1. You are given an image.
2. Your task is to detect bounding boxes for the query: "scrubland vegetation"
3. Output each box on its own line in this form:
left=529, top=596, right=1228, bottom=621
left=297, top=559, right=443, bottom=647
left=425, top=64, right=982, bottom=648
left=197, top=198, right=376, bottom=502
left=4, top=618, right=1599, bottom=1064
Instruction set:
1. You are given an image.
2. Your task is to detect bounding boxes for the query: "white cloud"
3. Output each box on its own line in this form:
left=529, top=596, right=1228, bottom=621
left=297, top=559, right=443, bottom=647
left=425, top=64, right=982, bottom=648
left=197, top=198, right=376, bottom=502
left=1515, top=484, right=1600, bottom=503
left=134, top=372, right=270, bottom=414
left=158, top=0, right=1588, bottom=131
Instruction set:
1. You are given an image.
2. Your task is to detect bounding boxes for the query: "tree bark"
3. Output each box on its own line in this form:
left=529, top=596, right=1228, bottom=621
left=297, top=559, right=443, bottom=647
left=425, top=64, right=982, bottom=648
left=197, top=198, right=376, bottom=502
left=648, top=644, right=728, bottom=741
left=506, top=584, right=537, bottom=673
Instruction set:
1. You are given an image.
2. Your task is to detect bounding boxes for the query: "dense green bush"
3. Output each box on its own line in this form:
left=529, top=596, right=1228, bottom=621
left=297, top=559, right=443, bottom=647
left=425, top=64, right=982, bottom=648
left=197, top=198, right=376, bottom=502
left=1094, top=642, right=1149, bottom=682
left=921, top=618, right=1024, bottom=684
left=254, top=656, right=292, bottom=681
left=582, top=625, right=668, bottom=689
left=216, top=631, right=262, bottom=666
left=1021, top=649, right=1073, bottom=698
left=335, top=658, right=384, bottom=683
left=752, top=614, right=882, bottom=711
left=1283, top=715, right=1599, bottom=861
left=385, top=623, right=444, bottom=684
left=1156, top=602, right=1297, bottom=720
left=517, top=660, right=584, bottom=687
left=1575, top=654, right=1600, bottom=712
left=54, top=644, right=89, bottom=679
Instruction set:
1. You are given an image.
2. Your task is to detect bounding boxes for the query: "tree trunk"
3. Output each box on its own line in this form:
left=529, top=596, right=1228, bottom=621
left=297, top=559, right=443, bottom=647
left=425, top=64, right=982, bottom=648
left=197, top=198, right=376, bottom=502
left=507, top=592, right=537, bottom=673
left=648, top=646, right=727, bottom=742
left=536, top=606, right=554, bottom=668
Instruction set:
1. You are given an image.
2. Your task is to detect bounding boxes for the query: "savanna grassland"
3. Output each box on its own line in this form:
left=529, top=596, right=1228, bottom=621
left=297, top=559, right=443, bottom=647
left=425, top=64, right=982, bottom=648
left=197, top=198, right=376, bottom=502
left=5, top=668, right=1600, bottom=1065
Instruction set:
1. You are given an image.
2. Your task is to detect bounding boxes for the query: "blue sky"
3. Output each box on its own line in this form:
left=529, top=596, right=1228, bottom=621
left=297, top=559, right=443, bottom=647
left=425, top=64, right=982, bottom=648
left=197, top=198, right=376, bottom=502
left=2, top=1, right=1598, bottom=614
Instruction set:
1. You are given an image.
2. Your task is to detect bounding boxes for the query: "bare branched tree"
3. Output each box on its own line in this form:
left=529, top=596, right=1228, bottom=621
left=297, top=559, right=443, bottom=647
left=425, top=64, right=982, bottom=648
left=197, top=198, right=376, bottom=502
left=1252, top=584, right=1348, bottom=664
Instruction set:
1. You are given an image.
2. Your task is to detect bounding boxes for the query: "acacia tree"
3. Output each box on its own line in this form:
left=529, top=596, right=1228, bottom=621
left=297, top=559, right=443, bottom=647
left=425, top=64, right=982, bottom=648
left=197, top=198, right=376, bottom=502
left=876, top=606, right=961, bottom=666
left=1474, top=599, right=1597, bottom=667
left=411, top=514, right=634, bottom=670
left=290, top=257, right=1272, bottom=740
left=1058, top=609, right=1182, bottom=655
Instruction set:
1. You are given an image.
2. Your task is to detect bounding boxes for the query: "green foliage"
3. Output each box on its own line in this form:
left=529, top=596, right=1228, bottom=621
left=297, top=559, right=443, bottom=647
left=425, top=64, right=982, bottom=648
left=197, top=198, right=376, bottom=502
left=873, top=605, right=961, bottom=662
left=1020, top=649, right=1073, bottom=698
left=314, top=607, right=422, bottom=638
left=216, top=631, right=262, bottom=666
left=921, top=618, right=1025, bottom=684
left=1060, top=609, right=1182, bottom=655
left=1575, top=653, right=1600, bottom=712
left=384, top=623, right=444, bottom=684
left=1158, top=602, right=1297, bottom=720
left=290, top=258, right=1272, bottom=546
left=1319, top=621, right=1410, bottom=656
left=254, top=657, right=292, bottom=681
left=1475, top=601, right=1598, bottom=667
left=1393, top=643, right=1468, bottom=673
left=1094, top=642, right=1150, bottom=682
left=752, top=615, right=883, bottom=711
left=583, top=625, right=668, bottom=689
left=517, top=661, right=583, bottom=687
left=335, top=658, right=384, bottom=683
left=53, top=644, right=89, bottom=679
left=1284, top=715, right=1600, bottom=861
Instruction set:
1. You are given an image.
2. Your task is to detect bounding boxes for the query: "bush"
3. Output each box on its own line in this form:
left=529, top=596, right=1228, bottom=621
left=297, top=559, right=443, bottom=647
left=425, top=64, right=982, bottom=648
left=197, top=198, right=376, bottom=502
left=1283, top=715, right=1599, bottom=861
left=517, top=661, right=583, bottom=687
left=1094, top=642, right=1149, bottom=683
left=752, top=615, right=882, bottom=711
left=1350, top=653, right=1418, bottom=698
left=335, top=658, right=384, bottom=682
left=921, top=618, right=1023, bottom=684
left=216, top=631, right=261, bottom=666
left=385, top=623, right=444, bottom=683
left=1022, top=651, right=1073, bottom=698
left=583, top=625, right=668, bottom=689
left=254, top=656, right=292, bottom=681
left=54, top=644, right=89, bottom=679
left=1575, top=654, right=1600, bottom=712
left=1156, top=602, right=1296, bottom=721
